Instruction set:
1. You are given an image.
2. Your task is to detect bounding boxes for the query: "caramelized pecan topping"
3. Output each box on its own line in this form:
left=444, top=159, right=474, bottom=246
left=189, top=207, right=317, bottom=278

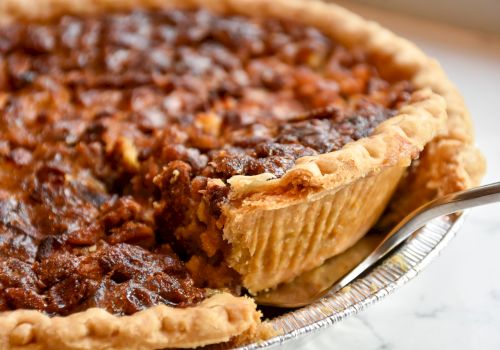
left=0, top=9, right=412, bottom=315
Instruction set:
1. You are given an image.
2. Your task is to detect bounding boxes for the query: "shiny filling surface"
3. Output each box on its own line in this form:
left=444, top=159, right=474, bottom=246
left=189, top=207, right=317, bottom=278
left=0, top=9, right=413, bottom=315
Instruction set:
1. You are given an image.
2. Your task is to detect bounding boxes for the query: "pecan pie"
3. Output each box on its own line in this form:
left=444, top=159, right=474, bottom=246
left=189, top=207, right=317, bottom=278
left=0, top=0, right=485, bottom=349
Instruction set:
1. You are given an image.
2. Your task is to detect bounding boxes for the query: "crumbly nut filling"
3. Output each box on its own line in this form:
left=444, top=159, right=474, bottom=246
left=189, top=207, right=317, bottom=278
left=0, top=9, right=412, bottom=315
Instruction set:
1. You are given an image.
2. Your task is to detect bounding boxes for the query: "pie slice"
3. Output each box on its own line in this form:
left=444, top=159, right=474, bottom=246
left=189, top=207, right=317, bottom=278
left=0, top=0, right=485, bottom=349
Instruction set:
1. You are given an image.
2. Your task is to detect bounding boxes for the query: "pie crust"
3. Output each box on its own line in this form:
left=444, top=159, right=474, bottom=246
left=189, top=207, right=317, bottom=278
left=0, top=0, right=485, bottom=349
left=1, top=293, right=261, bottom=349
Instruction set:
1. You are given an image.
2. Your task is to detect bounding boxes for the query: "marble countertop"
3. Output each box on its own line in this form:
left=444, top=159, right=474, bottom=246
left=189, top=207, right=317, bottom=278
left=293, top=3, right=500, bottom=350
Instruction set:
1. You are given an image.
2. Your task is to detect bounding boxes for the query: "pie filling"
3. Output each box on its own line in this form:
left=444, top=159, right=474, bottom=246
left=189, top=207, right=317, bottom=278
left=0, top=9, right=413, bottom=316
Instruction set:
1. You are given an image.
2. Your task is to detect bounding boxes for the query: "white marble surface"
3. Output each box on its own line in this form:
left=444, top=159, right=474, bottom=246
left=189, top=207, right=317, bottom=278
left=293, top=3, right=500, bottom=350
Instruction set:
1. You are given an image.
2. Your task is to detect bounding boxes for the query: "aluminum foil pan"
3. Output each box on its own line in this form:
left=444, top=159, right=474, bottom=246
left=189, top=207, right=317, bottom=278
left=237, top=213, right=465, bottom=349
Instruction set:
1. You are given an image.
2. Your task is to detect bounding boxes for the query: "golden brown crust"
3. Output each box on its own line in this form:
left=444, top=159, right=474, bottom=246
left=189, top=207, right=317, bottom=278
left=227, top=89, right=447, bottom=197
left=224, top=166, right=406, bottom=292
left=0, top=293, right=262, bottom=350
left=0, top=0, right=485, bottom=348
left=382, top=61, right=486, bottom=223
left=255, top=232, right=382, bottom=306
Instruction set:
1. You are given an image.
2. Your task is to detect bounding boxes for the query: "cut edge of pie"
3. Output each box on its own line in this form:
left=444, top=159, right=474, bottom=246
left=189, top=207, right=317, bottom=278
left=0, top=0, right=486, bottom=349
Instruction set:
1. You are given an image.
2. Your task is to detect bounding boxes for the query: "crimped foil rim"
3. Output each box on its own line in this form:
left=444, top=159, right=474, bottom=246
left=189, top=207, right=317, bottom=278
left=237, top=213, right=465, bottom=349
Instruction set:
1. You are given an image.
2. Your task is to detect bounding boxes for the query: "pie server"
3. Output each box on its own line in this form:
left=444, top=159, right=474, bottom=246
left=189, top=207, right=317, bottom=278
left=256, top=181, right=500, bottom=308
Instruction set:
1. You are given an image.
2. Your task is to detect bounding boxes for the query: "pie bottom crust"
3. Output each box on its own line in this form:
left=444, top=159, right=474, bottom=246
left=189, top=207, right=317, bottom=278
left=0, top=293, right=261, bottom=349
